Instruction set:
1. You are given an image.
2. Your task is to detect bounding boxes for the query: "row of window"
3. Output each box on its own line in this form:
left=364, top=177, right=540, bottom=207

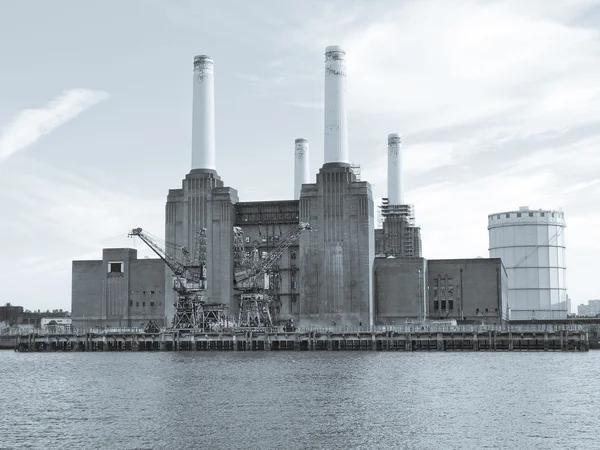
left=494, top=212, right=564, bottom=219
left=129, top=290, right=160, bottom=295
left=434, top=300, right=454, bottom=310
left=129, top=301, right=161, bottom=308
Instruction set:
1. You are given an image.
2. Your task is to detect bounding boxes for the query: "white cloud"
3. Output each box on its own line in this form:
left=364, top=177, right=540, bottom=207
left=0, top=89, right=110, bottom=162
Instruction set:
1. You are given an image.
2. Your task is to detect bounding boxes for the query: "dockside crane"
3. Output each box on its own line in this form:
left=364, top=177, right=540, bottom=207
left=128, top=227, right=214, bottom=331
left=233, top=222, right=311, bottom=328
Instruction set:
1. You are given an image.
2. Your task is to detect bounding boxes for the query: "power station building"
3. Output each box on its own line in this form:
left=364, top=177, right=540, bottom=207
left=71, top=46, right=508, bottom=329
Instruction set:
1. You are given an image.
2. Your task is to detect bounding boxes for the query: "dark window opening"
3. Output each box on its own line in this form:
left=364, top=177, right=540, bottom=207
left=541, top=213, right=545, bottom=217
left=142, top=302, right=146, bottom=307
left=529, top=212, right=534, bottom=217
left=136, top=302, right=139, bottom=307
left=506, top=214, right=510, bottom=218
left=150, top=290, right=155, bottom=295
left=441, top=301, right=446, bottom=310
left=290, top=251, right=297, bottom=260
left=434, top=300, right=439, bottom=310
left=449, top=300, right=454, bottom=310
left=109, top=262, right=123, bottom=273
left=517, top=213, right=521, bottom=217
left=129, top=301, right=133, bottom=307
left=150, top=302, right=155, bottom=307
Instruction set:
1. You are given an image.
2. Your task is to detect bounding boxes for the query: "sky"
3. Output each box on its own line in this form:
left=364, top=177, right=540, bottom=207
left=0, top=0, right=599, bottom=312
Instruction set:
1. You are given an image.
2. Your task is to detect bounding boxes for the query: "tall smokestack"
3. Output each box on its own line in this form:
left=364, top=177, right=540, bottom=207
left=191, top=55, right=216, bottom=170
left=294, top=138, right=310, bottom=199
left=387, top=133, right=404, bottom=205
left=324, top=45, right=349, bottom=165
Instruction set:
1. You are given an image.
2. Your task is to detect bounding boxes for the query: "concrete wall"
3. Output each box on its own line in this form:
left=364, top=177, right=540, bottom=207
left=299, top=164, right=375, bottom=328
left=427, top=258, right=508, bottom=324
left=71, top=260, right=103, bottom=327
left=374, top=258, right=427, bottom=324
left=129, top=259, right=166, bottom=327
left=71, top=249, right=166, bottom=328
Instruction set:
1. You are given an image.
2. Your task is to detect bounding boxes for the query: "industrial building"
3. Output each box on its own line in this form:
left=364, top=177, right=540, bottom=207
left=71, top=248, right=165, bottom=328
left=488, top=206, right=568, bottom=320
left=71, top=46, right=508, bottom=329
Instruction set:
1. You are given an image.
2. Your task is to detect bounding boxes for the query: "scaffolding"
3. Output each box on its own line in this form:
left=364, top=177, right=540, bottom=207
left=349, top=163, right=361, bottom=181
left=379, top=198, right=422, bottom=258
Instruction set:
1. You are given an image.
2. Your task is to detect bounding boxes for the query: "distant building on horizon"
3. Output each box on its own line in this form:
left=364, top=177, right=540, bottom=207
left=577, top=300, right=600, bottom=317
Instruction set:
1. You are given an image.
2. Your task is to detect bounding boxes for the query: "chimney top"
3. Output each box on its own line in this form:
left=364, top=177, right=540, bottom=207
left=295, top=138, right=308, bottom=144
left=193, top=55, right=213, bottom=71
left=325, top=45, right=346, bottom=60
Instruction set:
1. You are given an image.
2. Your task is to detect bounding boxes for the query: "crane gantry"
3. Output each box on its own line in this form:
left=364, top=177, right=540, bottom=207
left=233, top=222, right=311, bottom=328
left=129, top=222, right=311, bottom=331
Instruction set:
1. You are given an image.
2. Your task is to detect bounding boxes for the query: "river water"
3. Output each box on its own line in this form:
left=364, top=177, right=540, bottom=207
left=0, top=350, right=598, bottom=450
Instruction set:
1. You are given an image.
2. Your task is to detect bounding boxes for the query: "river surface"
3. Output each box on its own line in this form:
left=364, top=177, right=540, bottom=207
left=0, top=350, right=598, bottom=450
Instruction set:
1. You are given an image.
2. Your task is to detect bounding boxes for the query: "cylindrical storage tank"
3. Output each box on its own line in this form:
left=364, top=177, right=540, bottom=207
left=488, top=206, right=567, bottom=320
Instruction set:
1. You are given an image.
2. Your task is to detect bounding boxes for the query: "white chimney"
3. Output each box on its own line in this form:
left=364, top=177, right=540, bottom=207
left=387, top=133, right=404, bottom=205
left=324, top=45, right=349, bottom=165
left=191, top=55, right=216, bottom=170
left=294, top=138, right=310, bottom=199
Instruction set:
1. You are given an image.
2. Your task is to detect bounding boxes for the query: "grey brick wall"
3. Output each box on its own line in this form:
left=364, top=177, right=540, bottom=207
left=427, top=258, right=508, bottom=324
left=374, top=258, right=427, bottom=324
left=299, top=164, right=374, bottom=328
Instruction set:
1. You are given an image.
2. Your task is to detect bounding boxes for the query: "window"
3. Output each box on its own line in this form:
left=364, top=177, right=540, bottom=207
left=448, top=300, right=454, bottom=310
left=517, top=213, right=521, bottom=217
left=529, top=212, right=534, bottom=217
left=245, top=236, right=250, bottom=243
left=506, top=214, right=510, bottom=218
left=129, top=301, right=133, bottom=307
left=136, top=302, right=139, bottom=307
left=143, top=291, right=146, bottom=294
left=150, top=302, right=155, bottom=307
left=290, top=251, right=297, bottom=260
left=291, top=281, right=297, bottom=290
left=496, top=215, right=500, bottom=219
left=441, top=301, right=446, bottom=310
left=541, top=212, right=545, bottom=217
left=150, top=290, right=155, bottom=295
left=142, top=302, right=146, bottom=307
left=108, top=262, right=123, bottom=273
left=434, top=300, right=439, bottom=310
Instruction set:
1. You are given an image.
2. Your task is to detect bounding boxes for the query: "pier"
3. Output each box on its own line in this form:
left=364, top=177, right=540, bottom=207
left=11, top=325, right=590, bottom=352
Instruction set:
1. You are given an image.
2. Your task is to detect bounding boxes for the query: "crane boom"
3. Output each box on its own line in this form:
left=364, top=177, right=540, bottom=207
left=128, top=227, right=214, bottom=331
left=234, top=222, right=311, bottom=288
left=128, top=228, right=185, bottom=277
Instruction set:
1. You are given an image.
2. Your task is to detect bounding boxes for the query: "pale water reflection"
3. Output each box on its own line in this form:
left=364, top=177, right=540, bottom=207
left=0, top=351, right=598, bottom=450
